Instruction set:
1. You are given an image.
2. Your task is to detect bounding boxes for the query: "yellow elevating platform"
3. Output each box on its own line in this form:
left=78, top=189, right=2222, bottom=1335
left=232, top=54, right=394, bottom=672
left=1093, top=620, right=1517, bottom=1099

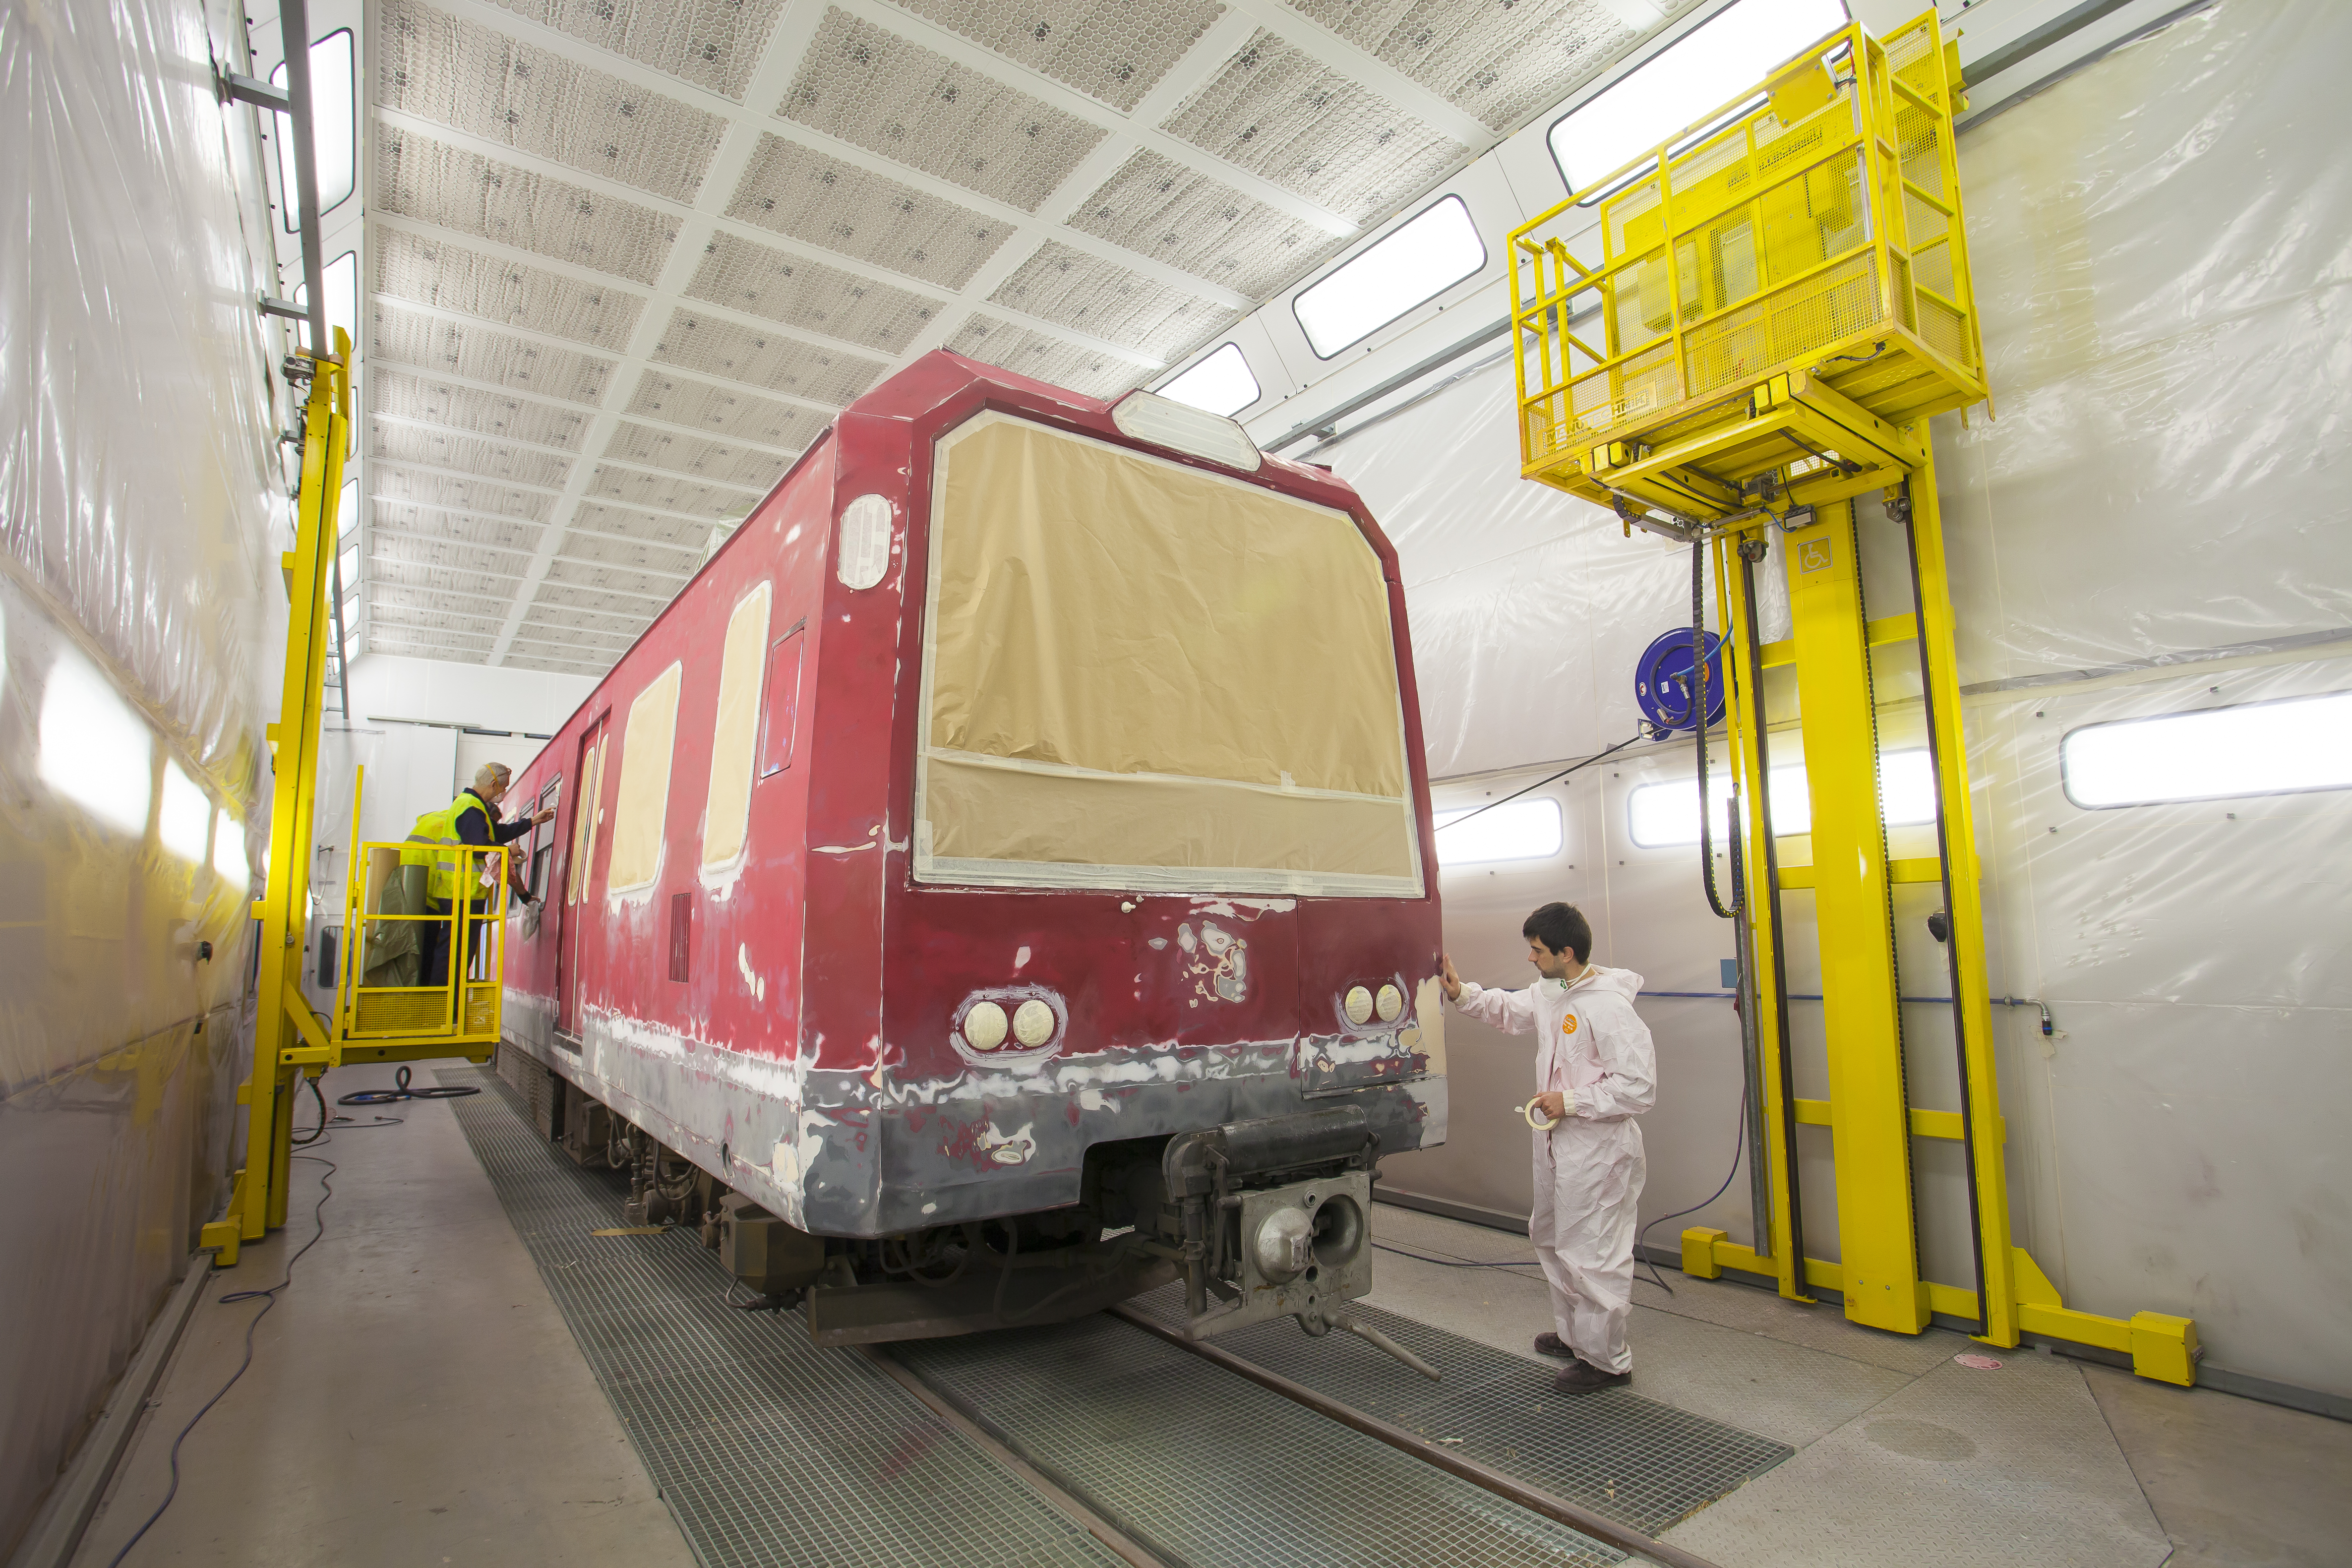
left=1506, top=11, right=2196, bottom=1386
left=201, top=335, right=507, bottom=1266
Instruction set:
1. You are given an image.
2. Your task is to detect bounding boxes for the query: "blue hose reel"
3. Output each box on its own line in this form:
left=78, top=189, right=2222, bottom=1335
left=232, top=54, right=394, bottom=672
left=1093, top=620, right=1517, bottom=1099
left=1634, top=627, right=1726, bottom=736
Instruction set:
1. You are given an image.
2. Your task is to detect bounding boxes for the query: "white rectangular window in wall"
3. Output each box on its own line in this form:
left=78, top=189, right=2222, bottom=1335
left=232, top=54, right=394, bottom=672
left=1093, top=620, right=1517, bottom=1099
left=273, top=29, right=356, bottom=231
left=605, top=664, right=682, bottom=893
left=1292, top=195, right=1486, bottom=358
left=2062, top=692, right=2352, bottom=808
left=1550, top=0, right=1849, bottom=201
left=1433, top=797, right=1563, bottom=866
left=1159, top=343, right=1262, bottom=418
left=702, top=583, right=772, bottom=870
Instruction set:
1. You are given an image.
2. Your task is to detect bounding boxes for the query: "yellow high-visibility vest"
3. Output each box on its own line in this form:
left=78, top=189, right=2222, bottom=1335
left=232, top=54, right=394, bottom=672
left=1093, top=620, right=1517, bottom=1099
left=401, top=792, right=496, bottom=903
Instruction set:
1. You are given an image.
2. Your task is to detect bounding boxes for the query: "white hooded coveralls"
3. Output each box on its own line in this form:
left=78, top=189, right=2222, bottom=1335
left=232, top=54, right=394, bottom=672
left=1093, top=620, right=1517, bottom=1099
left=1452, top=965, right=1655, bottom=1374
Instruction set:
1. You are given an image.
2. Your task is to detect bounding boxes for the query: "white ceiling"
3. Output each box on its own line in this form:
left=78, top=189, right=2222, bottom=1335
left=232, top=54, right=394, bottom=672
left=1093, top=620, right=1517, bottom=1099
left=342, top=0, right=1694, bottom=675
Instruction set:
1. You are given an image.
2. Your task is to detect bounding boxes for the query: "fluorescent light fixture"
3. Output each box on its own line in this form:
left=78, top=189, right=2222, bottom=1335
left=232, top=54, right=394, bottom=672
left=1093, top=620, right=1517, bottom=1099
left=1550, top=0, right=1848, bottom=197
left=161, top=763, right=211, bottom=862
left=293, top=249, right=360, bottom=355
left=2063, top=691, right=2352, bottom=808
left=39, top=650, right=155, bottom=835
left=1110, top=389, right=1263, bottom=471
left=1159, top=343, right=1262, bottom=419
left=1628, top=752, right=1934, bottom=847
left=213, top=808, right=248, bottom=883
left=1434, top=797, right=1563, bottom=866
left=273, top=29, right=356, bottom=231
left=1293, top=194, right=1486, bottom=358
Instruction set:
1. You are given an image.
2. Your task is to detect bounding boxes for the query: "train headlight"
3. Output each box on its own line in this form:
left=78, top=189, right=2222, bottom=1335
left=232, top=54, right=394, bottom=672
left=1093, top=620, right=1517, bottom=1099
left=1375, top=983, right=1403, bottom=1022
left=1342, top=985, right=1374, bottom=1025
left=962, top=1001, right=1009, bottom=1051
left=1011, top=998, right=1055, bottom=1048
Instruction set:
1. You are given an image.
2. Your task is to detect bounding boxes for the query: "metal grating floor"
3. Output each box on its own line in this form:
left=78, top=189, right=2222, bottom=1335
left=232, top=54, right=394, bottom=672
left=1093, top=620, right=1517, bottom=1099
left=1123, top=1287, right=1795, bottom=1536
left=442, top=1069, right=1120, bottom=1568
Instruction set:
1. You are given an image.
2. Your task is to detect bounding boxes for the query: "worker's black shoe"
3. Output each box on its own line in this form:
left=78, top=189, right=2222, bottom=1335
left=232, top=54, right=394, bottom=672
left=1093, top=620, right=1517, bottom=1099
left=1552, top=1358, right=1631, bottom=1395
left=1533, top=1332, right=1575, bottom=1361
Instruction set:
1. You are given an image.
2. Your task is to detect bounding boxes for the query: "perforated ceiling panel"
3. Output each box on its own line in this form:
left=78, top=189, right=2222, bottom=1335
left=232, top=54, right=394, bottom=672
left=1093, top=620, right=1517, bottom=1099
left=989, top=240, right=1233, bottom=360
left=686, top=231, right=939, bottom=355
left=1068, top=149, right=1346, bottom=298
left=890, top=0, right=1226, bottom=113
left=946, top=313, right=1140, bottom=398
left=724, top=135, right=1009, bottom=291
left=651, top=309, right=887, bottom=406
left=1284, top=0, right=1644, bottom=133
left=781, top=9, right=1107, bottom=213
left=351, top=0, right=1683, bottom=671
left=377, top=0, right=727, bottom=203
left=1159, top=30, right=1466, bottom=223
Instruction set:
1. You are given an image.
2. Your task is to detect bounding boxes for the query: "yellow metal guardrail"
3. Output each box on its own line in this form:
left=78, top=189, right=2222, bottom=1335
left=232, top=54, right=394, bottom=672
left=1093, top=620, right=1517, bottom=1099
left=1509, top=9, right=1986, bottom=518
left=334, top=765, right=509, bottom=1049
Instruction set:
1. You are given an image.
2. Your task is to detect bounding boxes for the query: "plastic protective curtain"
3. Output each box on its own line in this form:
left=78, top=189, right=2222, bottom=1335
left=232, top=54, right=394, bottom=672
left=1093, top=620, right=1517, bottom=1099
left=0, top=0, right=286, bottom=1549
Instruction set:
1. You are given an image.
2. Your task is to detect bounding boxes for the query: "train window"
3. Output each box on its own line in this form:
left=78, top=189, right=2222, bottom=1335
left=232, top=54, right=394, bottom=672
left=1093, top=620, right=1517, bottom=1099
left=702, top=583, right=773, bottom=870
left=759, top=626, right=806, bottom=780
left=606, top=663, right=682, bottom=894
left=530, top=778, right=560, bottom=897
left=565, top=736, right=605, bottom=905
left=914, top=413, right=1421, bottom=898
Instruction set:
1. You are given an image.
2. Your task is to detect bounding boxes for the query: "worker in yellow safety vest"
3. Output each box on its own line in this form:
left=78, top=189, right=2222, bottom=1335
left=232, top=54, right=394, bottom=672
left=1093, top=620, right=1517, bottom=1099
left=406, top=763, right=555, bottom=988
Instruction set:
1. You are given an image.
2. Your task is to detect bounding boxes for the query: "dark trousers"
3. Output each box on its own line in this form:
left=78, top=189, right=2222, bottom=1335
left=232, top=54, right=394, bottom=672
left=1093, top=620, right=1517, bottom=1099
left=419, top=897, right=490, bottom=988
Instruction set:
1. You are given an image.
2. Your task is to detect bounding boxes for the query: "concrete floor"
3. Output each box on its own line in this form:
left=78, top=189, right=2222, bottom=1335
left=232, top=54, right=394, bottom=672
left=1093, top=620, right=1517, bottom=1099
left=70, top=1064, right=693, bottom=1568
left=71, top=1074, right=2352, bottom=1567
left=1365, top=1203, right=2352, bottom=1568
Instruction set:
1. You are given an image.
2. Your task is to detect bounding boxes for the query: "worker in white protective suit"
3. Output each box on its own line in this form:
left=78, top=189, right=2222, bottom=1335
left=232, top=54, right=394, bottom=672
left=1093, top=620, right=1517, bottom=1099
left=1439, top=902, right=1655, bottom=1394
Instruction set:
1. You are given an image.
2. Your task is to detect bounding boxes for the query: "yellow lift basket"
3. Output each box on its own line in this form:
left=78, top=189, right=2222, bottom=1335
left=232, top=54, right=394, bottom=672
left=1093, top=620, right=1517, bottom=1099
left=337, top=770, right=510, bottom=1051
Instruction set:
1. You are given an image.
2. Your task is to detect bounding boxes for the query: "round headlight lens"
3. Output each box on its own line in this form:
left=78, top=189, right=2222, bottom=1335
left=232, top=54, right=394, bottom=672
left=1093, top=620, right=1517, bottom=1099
left=1343, top=985, right=1374, bottom=1025
left=962, top=1000, right=1009, bottom=1051
left=1012, top=998, right=1056, bottom=1048
left=1375, top=983, right=1403, bottom=1022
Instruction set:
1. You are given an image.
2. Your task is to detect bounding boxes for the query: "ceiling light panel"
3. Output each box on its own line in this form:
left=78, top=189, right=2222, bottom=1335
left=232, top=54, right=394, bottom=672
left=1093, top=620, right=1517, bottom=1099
left=371, top=602, right=513, bottom=635
left=374, top=626, right=499, bottom=655
left=371, top=468, right=553, bottom=525
left=887, top=0, right=1225, bottom=113
left=372, top=368, right=592, bottom=449
left=370, top=420, right=574, bottom=488
left=651, top=309, right=888, bottom=406
left=516, top=616, right=640, bottom=647
left=724, top=135, right=1009, bottom=291
left=1160, top=30, right=1466, bottom=224
left=368, top=558, right=521, bottom=601
left=1283, top=0, right=1637, bottom=134
left=989, top=240, right=1232, bottom=359
left=372, top=303, right=618, bottom=405
left=947, top=313, right=1145, bottom=399
left=523, top=600, right=653, bottom=637
left=570, top=500, right=713, bottom=545
left=541, top=557, right=689, bottom=598
left=1067, top=149, right=1347, bottom=299
left=373, top=226, right=644, bottom=347
left=530, top=581, right=672, bottom=617
left=484, top=0, right=789, bottom=101
left=626, top=368, right=821, bottom=450
left=781, top=9, right=1107, bottom=213
left=506, top=652, right=609, bottom=672
left=373, top=534, right=535, bottom=576
left=686, top=230, right=939, bottom=355
left=370, top=502, right=547, bottom=555
left=377, top=127, right=677, bottom=285
left=588, top=463, right=762, bottom=519
left=605, top=421, right=792, bottom=489
left=376, top=0, right=726, bottom=204
left=372, top=583, right=517, bottom=615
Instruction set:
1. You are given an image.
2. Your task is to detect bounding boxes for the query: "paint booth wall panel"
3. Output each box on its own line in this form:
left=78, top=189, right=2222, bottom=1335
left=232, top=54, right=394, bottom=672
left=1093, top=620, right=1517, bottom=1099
left=0, top=0, right=288, bottom=1549
left=1331, top=0, right=2352, bottom=1398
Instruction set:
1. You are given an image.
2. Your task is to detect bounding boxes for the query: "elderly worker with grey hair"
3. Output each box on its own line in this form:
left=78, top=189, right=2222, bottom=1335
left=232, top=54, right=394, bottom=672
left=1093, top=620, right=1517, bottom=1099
left=410, top=762, right=555, bottom=989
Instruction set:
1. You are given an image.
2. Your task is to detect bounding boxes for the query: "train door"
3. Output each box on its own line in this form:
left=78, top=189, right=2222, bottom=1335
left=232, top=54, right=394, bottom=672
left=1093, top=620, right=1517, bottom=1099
left=556, top=716, right=609, bottom=1038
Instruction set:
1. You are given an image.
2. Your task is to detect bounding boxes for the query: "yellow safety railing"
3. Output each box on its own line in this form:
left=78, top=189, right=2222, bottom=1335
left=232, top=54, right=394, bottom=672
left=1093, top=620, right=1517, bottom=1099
left=1508, top=9, right=1985, bottom=505
left=335, top=767, right=508, bottom=1050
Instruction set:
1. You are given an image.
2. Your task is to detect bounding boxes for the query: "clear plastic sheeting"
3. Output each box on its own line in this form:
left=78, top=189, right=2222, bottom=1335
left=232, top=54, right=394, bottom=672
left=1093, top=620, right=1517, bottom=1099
left=0, top=0, right=284, bottom=1551
left=1339, top=0, right=2352, bottom=1401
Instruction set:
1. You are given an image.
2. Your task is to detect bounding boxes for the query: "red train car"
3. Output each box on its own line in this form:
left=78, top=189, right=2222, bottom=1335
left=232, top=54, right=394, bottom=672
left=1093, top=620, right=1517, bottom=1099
left=499, top=352, right=1446, bottom=1346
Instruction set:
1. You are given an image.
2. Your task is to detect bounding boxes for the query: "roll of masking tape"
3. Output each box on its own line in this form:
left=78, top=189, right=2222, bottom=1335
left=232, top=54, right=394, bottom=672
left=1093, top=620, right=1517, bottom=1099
left=1517, top=1100, right=1561, bottom=1131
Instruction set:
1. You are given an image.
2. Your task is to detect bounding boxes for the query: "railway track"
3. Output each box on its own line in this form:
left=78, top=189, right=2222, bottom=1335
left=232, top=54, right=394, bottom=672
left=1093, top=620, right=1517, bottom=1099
left=867, top=1305, right=1725, bottom=1568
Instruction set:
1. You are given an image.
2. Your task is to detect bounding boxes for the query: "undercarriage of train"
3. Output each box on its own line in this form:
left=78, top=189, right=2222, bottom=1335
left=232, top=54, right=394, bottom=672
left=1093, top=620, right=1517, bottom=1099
left=505, top=1049, right=1433, bottom=1375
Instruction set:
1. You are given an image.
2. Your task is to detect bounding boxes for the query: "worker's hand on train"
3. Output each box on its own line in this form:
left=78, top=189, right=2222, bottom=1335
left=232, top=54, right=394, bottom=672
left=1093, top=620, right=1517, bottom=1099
left=1534, top=1090, right=1569, bottom=1122
left=1438, top=953, right=1463, bottom=1002
left=532, top=806, right=556, bottom=825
